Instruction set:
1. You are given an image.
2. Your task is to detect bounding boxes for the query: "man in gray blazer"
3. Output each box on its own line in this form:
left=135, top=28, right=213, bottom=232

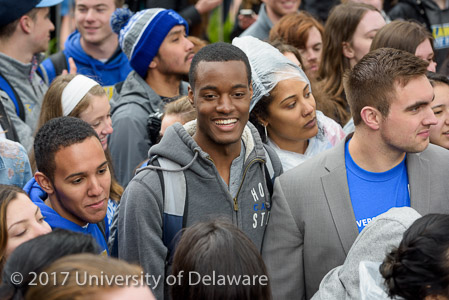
left=262, top=48, right=449, bottom=300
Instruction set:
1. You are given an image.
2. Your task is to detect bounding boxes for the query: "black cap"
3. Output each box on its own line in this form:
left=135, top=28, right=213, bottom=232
left=0, top=0, right=63, bottom=27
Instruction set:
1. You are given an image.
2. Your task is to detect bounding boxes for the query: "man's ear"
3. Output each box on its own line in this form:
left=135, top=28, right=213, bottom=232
left=34, top=172, right=55, bottom=195
left=360, top=106, right=381, bottom=130
left=19, top=15, right=34, bottom=34
left=342, top=41, right=355, bottom=60
left=188, top=86, right=195, bottom=107
left=149, top=57, right=158, bottom=69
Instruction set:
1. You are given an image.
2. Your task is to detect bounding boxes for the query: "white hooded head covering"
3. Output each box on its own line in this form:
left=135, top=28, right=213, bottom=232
left=232, top=36, right=311, bottom=112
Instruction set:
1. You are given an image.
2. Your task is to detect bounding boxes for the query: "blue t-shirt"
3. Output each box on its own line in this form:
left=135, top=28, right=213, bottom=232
left=345, top=140, right=410, bottom=232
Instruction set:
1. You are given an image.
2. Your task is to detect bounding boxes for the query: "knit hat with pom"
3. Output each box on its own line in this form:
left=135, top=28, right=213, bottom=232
left=110, top=8, right=188, bottom=78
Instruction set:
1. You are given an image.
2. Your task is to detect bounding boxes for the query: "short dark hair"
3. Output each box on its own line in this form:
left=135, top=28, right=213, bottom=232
left=0, top=8, right=38, bottom=39
left=344, top=47, right=428, bottom=126
left=427, top=71, right=449, bottom=87
left=189, top=42, right=251, bottom=91
left=0, top=229, right=100, bottom=299
left=381, top=214, right=449, bottom=300
left=171, top=220, right=271, bottom=300
left=34, top=116, right=99, bottom=181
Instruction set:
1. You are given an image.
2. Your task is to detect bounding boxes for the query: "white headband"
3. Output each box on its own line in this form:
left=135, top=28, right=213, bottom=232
left=61, top=75, right=100, bottom=116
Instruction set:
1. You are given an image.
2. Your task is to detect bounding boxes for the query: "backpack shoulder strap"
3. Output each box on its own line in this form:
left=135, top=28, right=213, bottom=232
left=97, top=218, right=107, bottom=241
left=0, top=72, right=25, bottom=121
left=263, top=146, right=274, bottom=181
left=49, top=51, right=69, bottom=76
left=262, top=146, right=275, bottom=209
left=157, top=157, right=186, bottom=260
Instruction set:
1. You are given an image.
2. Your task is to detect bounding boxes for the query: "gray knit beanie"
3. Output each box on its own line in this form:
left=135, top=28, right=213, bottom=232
left=111, top=8, right=188, bottom=78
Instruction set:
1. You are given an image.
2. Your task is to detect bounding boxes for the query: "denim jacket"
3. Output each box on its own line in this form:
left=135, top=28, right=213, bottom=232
left=0, top=139, right=33, bottom=188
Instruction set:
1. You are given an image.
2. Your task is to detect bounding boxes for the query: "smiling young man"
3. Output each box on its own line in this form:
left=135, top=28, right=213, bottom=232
left=262, top=48, right=449, bottom=299
left=24, top=117, right=111, bottom=254
left=0, top=0, right=63, bottom=152
left=118, top=42, right=282, bottom=299
left=41, top=0, right=132, bottom=97
left=109, top=8, right=195, bottom=186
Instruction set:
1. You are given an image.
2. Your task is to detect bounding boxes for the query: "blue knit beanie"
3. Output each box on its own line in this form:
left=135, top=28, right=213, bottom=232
left=111, top=8, right=189, bottom=78
left=0, top=0, right=63, bottom=27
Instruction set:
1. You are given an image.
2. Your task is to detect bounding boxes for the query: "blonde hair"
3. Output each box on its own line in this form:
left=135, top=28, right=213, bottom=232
left=163, top=96, right=196, bottom=123
left=25, top=254, right=146, bottom=300
left=37, top=74, right=105, bottom=130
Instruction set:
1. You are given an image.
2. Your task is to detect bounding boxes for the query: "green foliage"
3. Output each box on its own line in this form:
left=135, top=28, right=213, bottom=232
left=207, top=8, right=235, bottom=43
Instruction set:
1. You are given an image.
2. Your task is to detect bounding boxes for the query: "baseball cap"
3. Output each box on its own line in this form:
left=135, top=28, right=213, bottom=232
left=0, top=0, right=63, bottom=27
left=37, top=0, right=64, bottom=7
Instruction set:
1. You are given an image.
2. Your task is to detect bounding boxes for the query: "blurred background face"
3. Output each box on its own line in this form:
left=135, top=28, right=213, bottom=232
left=299, top=26, right=322, bottom=79
left=263, top=0, right=301, bottom=22
left=415, top=39, right=437, bottom=72
left=346, top=10, right=385, bottom=67
left=430, top=83, right=449, bottom=149
left=78, top=94, right=113, bottom=150
left=75, top=0, right=116, bottom=46
left=5, top=194, right=51, bottom=258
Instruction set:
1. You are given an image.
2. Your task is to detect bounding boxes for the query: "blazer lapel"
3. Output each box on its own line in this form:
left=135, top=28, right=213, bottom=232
left=321, top=140, right=359, bottom=255
left=407, top=152, right=430, bottom=215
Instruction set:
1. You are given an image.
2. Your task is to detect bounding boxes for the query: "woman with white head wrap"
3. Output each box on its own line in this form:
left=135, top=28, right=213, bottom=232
left=232, top=36, right=346, bottom=171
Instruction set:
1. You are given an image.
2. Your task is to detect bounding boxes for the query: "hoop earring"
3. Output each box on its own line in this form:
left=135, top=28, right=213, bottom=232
left=264, top=125, right=268, bottom=138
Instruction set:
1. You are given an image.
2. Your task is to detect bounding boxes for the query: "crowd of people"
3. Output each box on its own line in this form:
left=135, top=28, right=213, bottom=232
left=1, top=0, right=449, bottom=299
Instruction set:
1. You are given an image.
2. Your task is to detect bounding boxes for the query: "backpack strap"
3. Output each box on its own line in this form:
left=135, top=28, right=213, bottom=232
left=263, top=146, right=275, bottom=210
left=0, top=73, right=25, bottom=121
left=108, top=203, right=120, bottom=257
left=97, top=218, right=107, bottom=242
left=263, top=146, right=274, bottom=181
left=49, top=51, right=69, bottom=77
left=157, top=157, right=186, bottom=262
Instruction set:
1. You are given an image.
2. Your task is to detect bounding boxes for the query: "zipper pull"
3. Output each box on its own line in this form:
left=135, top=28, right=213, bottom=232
left=233, top=197, right=239, bottom=211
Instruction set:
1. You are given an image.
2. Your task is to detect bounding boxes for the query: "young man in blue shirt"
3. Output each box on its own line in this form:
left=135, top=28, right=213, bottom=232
left=263, top=48, right=449, bottom=299
left=41, top=0, right=132, bottom=98
left=25, top=117, right=111, bottom=254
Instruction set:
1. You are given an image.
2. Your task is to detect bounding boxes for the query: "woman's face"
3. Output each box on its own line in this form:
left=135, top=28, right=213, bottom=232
left=346, top=10, right=385, bottom=67
left=415, top=39, right=437, bottom=72
left=5, top=194, right=51, bottom=258
left=263, top=79, right=318, bottom=152
left=79, top=94, right=113, bottom=150
left=430, top=83, right=449, bottom=149
left=299, top=26, right=322, bottom=79
left=160, top=114, right=183, bottom=137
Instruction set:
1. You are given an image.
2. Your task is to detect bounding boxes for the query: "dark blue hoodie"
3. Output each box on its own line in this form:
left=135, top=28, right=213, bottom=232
left=41, top=31, right=132, bottom=98
left=23, top=178, right=109, bottom=255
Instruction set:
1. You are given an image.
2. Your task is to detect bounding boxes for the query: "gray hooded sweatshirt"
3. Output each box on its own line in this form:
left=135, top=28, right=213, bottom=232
left=118, top=120, right=282, bottom=300
left=109, top=70, right=189, bottom=186
left=0, top=53, right=48, bottom=152
left=311, top=207, right=421, bottom=300
left=240, top=3, right=273, bottom=41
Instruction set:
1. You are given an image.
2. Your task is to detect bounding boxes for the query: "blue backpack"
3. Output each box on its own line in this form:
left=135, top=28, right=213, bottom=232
left=0, top=73, right=25, bottom=121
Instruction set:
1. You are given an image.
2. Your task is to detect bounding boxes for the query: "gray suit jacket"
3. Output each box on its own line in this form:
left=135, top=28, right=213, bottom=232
left=262, top=138, right=449, bottom=300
